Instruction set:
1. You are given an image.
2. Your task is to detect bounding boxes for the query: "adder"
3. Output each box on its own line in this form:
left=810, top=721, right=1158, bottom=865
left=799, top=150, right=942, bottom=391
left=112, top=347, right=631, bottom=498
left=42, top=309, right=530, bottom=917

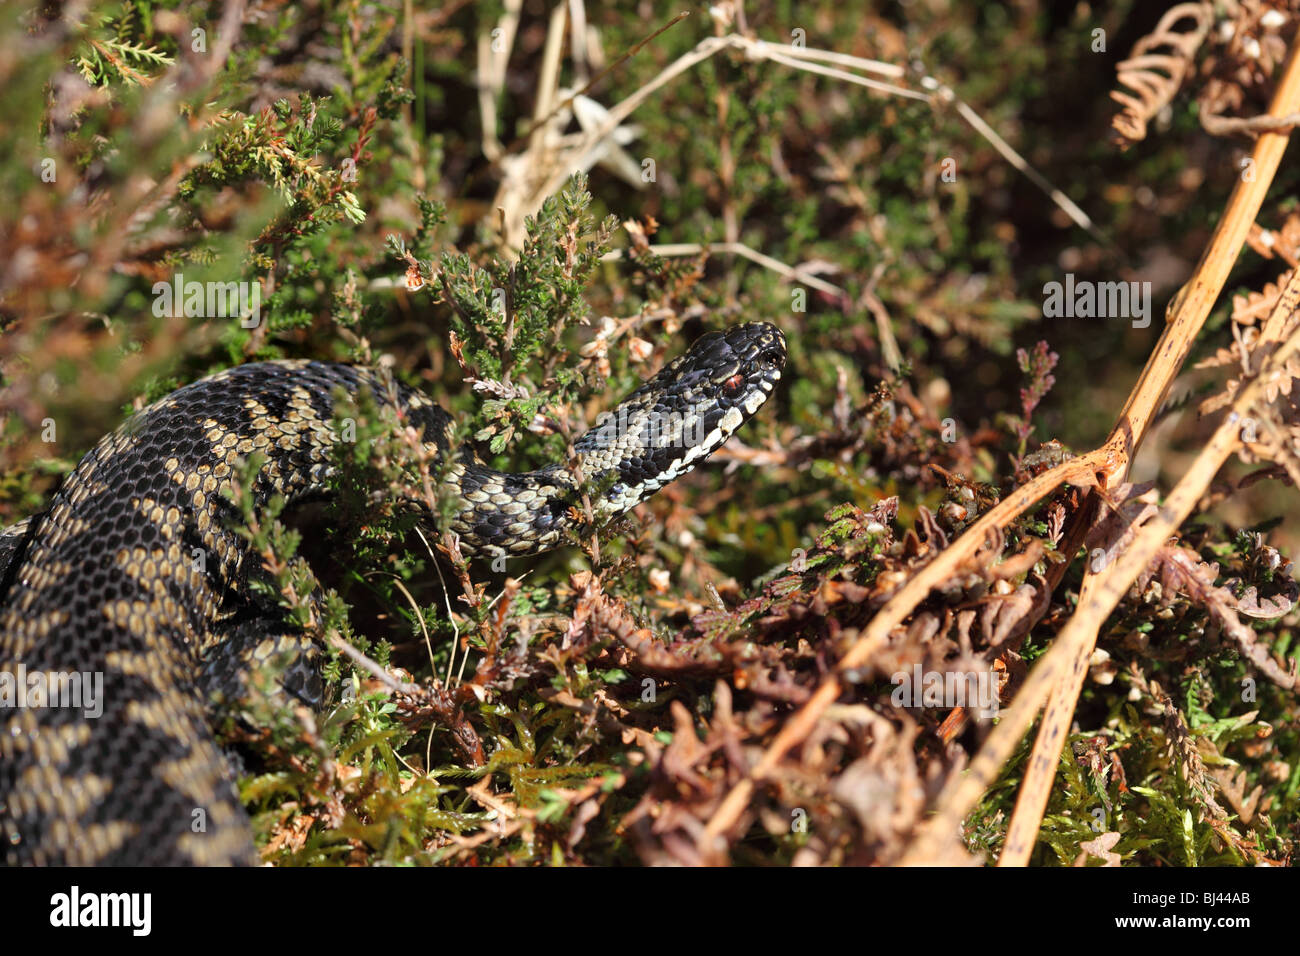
left=0, top=321, right=786, bottom=865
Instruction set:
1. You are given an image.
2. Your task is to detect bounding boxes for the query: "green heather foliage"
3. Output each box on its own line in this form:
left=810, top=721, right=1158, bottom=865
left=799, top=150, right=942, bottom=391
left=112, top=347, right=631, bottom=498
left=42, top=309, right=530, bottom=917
left=1, top=0, right=1297, bottom=865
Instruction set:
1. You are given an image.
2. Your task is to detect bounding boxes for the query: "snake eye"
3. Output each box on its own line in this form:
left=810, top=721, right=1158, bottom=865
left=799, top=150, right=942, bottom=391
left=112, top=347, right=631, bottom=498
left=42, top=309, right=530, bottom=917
left=722, top=372, right=745, bottom=395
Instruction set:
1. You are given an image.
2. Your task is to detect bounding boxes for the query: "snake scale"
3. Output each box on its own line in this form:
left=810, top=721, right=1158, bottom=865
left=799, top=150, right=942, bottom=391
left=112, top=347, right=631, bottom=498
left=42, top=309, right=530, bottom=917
left=0, top=322, right=785, bottom=865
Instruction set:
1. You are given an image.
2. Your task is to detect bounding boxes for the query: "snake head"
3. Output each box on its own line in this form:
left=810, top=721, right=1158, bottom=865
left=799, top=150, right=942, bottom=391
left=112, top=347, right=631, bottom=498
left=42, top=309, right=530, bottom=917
left=638, top=321, right=786, bottom=417
left=686, top=320, right=785, bottom=450
left=578, top=322, right=786, bottom=516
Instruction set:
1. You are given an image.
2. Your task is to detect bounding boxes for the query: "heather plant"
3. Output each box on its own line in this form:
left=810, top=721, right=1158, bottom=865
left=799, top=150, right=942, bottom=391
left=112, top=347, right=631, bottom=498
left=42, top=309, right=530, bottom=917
left=1, top=0, right=1298, bottom=868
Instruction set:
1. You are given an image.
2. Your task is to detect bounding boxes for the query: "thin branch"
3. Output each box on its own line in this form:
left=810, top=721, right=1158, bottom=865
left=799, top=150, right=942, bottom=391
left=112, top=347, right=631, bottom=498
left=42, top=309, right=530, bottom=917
left=703, top=36, right=1300, bottom=856
left=909, top=316, right=1300, bottom=865
left=600, top=241, right=845, bottom=297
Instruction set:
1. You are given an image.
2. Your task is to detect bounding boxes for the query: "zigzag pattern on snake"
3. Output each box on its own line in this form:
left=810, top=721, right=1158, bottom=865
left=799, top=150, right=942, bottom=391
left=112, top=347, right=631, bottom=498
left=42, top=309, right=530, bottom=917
left=0, top=322, right=785, bottom=865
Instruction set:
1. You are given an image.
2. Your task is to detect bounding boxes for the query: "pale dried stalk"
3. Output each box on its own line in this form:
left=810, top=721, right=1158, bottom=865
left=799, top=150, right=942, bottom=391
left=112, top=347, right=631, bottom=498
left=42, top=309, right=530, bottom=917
left=500, top=30, right=1099, bottom=250
left=907, top=313, right=1300, bottom=865
left=599, top=241, right=845, bottom=297
left=703, top=35, right=1300, bottom=859
left=995, top=40, right=1300, bottom=867
left=477, top=0, right=522, bottom=162
left=753, top=39, right=906, bottom=79
left=531, top=3, right=568, bottom=149
left=756, top=45, right=931, bottom=102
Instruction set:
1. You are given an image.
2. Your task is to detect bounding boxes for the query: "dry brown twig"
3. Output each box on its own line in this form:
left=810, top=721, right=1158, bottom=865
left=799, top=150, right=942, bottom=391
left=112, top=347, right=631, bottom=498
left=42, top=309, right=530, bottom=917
left=467, top=5, right=1300, bottom=864
left=989, top=37, right=1300, bottom=867
left=918, top=305, right=1300, bottom=866
left=599, top=241, right=846, bottom=299
left=699, top=34, right=1300, bottom=864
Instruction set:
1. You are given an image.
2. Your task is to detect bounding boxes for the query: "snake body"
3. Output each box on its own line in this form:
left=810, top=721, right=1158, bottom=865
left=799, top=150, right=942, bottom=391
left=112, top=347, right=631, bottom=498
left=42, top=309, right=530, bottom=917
left=0, top=322, right=784, bottom=865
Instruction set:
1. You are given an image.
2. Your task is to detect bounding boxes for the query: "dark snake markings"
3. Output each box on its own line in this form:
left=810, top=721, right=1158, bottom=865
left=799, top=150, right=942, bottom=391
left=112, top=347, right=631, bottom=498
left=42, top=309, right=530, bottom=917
left=0, top=323, right=785, bottom=865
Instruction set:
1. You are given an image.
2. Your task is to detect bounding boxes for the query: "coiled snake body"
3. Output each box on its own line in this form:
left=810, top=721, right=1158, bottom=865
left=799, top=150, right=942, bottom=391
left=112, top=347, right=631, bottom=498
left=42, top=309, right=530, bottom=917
left=0, top=323, right=784, bottom=865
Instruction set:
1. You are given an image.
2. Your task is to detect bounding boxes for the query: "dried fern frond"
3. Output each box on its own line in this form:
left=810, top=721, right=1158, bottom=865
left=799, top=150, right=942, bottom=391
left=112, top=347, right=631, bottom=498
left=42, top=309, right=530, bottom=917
left=1110, top=2, right=1214, bottom=147
left=1245, top=212, right=1300, bottom=266
left=1199, top=0, right=1298, bottom=136
left=1198, top=266, right=1297, bottom=410
left=1233, top=268, right=1294, bottom=326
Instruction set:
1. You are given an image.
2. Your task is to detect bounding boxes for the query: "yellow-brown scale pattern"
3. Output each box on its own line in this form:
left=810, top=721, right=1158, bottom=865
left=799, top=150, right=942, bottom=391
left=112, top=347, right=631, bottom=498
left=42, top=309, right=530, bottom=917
left=0, top=361, right=431, bottom=865
left=0, top=323, right=784, bottom=865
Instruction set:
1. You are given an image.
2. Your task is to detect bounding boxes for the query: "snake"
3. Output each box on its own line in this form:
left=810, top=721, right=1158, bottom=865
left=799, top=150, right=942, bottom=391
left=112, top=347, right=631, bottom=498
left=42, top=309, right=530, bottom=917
left=0, top=321, right=785, bottom=865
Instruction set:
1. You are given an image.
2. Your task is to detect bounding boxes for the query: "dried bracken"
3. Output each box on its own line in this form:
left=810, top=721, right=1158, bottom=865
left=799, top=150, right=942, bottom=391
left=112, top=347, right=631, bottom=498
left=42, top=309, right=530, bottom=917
left=1199, top=0, right=1299, bottom=135
left=1112, top=1, right=1300, bottom=145
left=1111, top=3, right=1214, bottom=147
left=3, top=1, right=1300, bottom=870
